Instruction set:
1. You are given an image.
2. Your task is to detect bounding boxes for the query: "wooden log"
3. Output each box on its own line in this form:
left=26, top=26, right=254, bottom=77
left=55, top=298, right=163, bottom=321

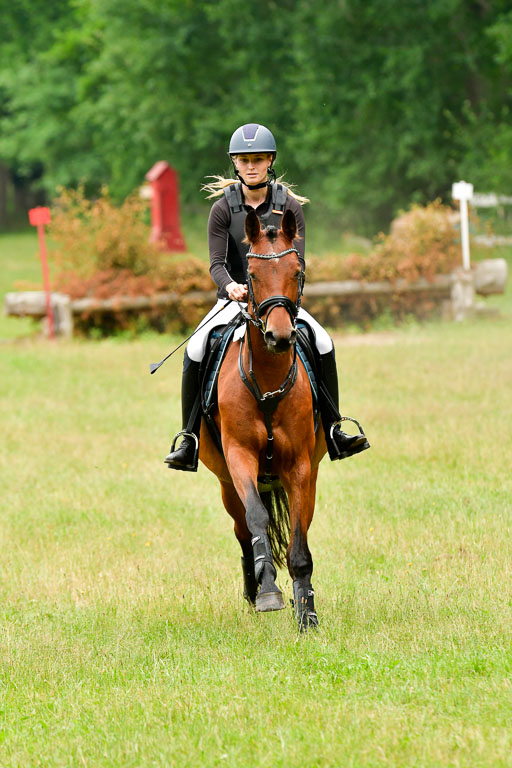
left=473, top=258, right=508, bottom=296
left=4, top=290, right=49, bottom=316
left=71, top=289, right=217, bottom=314
left=3, top=291, right=73, bottom=337
left=303, top=275, right=453, bottom=298
left=3, top=265, right=506, bottom=336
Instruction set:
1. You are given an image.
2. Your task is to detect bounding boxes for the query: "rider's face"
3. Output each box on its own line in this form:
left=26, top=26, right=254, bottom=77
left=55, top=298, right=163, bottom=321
left=233, top=154, right=272, bottom=186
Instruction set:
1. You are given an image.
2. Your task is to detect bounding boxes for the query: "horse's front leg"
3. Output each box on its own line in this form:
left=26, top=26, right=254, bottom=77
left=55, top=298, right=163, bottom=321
left=219, top=481, right=258, bottom=605
left=224, top=444, right=284, bottom=612
left=283, top=463, right=319, bottom=631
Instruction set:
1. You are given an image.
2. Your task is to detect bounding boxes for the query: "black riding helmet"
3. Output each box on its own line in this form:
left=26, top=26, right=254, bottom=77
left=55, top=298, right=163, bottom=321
left=228, top=123, right=277, bottom=189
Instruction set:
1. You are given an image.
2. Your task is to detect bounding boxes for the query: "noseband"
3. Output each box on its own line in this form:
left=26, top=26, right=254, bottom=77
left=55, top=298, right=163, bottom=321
left=240, top=247, right=305, bottom=331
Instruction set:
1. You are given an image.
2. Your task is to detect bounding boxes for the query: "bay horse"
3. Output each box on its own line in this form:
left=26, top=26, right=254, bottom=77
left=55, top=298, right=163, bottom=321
left=200, top=209, right=327, bottom=630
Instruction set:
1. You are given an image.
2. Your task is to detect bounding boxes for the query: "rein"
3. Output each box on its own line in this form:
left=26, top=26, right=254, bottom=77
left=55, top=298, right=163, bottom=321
left=237, top=246, right=305, bottom=481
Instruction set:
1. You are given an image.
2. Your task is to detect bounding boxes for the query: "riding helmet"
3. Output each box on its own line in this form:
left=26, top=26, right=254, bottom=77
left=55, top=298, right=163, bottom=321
left=228, top=124, right=277, bottom=159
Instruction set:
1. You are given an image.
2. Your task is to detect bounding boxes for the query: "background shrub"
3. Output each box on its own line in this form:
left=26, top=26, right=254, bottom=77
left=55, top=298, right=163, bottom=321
left=310, top=200, right=460, bottom=284
left=48, top=192, right=463, bottom=335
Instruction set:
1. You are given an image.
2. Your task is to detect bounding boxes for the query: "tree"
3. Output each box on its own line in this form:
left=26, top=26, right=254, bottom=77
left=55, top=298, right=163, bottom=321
left=1, top=0, right=512, bottom=232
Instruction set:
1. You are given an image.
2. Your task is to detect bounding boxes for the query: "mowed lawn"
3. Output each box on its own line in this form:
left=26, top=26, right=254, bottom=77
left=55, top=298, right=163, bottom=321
left=1, top=238, right=512, bottom=766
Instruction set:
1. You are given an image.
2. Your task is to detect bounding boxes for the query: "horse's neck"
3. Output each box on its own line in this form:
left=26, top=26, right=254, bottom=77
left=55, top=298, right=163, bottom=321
left=245, top=324, right=294, bottom=389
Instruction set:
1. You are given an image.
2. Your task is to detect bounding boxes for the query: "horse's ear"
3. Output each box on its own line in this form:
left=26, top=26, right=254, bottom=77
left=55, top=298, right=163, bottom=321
left=281, top=209, right=297, bottom=242
left=245, top=210, right=261, bottom=244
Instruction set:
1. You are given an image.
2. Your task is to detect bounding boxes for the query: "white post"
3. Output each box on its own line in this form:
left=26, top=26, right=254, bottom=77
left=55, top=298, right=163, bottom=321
left=452, top=181, right=474, bottom=271
left=459, top=197, right=471, bottom=270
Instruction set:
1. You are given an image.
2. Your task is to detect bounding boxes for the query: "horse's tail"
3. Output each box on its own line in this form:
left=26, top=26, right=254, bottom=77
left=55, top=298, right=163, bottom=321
left=259, top=485, right=290, bottom=569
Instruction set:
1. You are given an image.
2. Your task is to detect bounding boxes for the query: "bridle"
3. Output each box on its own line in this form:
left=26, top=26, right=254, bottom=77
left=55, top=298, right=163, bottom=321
left=237, top=245, right=306, bottom=483
left=238, top=247, right=305, bottom=333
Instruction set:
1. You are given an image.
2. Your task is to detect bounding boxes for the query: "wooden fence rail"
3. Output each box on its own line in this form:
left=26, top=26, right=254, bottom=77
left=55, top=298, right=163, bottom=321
left=4, top=259, right=507, bottom=337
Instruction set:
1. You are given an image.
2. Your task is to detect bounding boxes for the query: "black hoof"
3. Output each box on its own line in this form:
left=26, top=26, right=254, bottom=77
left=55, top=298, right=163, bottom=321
left=256, top=591, right=285, bottom=612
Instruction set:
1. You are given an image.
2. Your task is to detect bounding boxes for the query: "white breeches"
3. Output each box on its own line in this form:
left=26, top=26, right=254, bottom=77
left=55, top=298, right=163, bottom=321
left=186, top=299, right=333, bottom=362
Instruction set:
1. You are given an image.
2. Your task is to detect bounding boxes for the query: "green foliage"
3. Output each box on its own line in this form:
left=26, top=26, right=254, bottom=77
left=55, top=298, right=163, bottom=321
left=2, top=1, right=512, bottom=231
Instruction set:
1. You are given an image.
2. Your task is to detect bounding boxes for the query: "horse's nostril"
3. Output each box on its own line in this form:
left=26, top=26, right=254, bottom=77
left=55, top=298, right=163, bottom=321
left=290, top=330, right=297, bottom=344
left=264, top=331, right=276, bottom=346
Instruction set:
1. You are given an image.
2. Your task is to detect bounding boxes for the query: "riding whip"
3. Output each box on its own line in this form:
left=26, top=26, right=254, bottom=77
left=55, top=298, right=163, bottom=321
left=149, top=299, right=233, bottom=374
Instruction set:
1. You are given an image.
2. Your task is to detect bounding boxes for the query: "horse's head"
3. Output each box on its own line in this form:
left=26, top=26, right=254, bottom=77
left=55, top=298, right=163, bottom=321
left=244, top=209, right=304, bottom=355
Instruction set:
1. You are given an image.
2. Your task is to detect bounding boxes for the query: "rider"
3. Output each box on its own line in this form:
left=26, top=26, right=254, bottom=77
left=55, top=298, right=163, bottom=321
left=165, top=123, right=369, bottom=471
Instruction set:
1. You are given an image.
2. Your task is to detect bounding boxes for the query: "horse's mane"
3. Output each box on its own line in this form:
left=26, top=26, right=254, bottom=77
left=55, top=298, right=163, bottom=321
left=201, top=176, right=310, bottom=206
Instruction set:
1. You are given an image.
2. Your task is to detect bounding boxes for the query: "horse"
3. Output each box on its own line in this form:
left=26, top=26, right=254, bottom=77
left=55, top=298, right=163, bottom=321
left=200, top=208, right=327, bottom=630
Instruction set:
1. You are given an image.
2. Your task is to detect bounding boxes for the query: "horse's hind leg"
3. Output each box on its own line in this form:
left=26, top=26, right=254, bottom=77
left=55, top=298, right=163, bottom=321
left=220, top=481, right=258, bottom=604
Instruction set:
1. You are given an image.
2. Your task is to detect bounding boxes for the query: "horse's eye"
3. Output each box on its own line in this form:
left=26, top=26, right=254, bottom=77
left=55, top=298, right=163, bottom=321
left=248, top=272, right=257, bottom=281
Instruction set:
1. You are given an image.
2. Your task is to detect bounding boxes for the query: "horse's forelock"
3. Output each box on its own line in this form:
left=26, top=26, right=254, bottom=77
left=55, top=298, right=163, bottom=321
left=264, top=225, right=279, bottom=243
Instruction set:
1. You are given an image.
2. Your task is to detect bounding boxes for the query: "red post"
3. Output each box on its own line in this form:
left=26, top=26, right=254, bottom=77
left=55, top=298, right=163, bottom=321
left=145, top=162, right=187, bottom=252
left=28, top=207, right=55, bottom=339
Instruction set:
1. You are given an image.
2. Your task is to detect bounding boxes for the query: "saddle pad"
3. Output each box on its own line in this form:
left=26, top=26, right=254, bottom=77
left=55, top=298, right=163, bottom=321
left=202, top=318, right=242, bottom=412
left=204, top=324, right=318, bottom=411
left=297, top=342, right=318, bottom=405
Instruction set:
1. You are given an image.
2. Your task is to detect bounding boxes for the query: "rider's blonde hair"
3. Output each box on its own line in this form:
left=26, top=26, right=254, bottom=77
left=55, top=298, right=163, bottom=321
left=201, top=176, right=310, bottom=205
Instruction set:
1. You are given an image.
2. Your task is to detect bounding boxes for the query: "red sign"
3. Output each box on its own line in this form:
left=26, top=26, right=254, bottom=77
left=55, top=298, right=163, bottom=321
left=28, top=207, right=51, bottom=226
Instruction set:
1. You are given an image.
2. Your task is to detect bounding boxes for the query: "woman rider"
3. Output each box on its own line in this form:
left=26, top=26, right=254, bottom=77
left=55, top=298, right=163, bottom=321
left=165, top=123, right=369, bottom=471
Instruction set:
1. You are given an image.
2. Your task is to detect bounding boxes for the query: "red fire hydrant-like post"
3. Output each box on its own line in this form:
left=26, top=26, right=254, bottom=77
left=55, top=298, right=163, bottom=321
left=145, top=161, right=186, bottom=252
left=28, top=206, right=55, bottom=339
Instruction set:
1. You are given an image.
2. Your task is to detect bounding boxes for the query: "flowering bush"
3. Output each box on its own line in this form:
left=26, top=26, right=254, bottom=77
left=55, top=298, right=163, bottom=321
left=305, top=200, right=462, bottom=327
left=49, top=186, right=212, bottom=334
left=50, top=186, right=211, bottom=299
left=48, top=191, right=461, bottom=334
left=310, top=200, right=460, bottom=283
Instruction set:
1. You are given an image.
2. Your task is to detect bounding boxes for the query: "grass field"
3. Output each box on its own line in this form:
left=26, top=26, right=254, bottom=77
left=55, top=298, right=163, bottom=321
left=1, top=233, right=512, bottom=766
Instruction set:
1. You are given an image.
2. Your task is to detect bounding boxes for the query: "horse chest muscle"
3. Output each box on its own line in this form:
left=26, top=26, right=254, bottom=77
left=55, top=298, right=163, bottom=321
left=217, top=346, right=314, bottom=460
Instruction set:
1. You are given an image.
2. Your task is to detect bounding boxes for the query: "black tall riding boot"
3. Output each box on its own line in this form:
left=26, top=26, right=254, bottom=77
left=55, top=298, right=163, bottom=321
left=319, top=348, right=370, bottom=461
left=164, top=351, right=202, bottom=472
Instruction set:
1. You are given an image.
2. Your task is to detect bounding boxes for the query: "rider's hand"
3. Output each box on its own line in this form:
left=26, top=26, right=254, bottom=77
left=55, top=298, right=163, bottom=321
left=226, top=282, right=248, bottom=302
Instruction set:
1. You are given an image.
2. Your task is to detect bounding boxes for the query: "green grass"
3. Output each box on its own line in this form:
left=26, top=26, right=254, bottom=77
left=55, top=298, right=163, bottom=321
left=0, top=231, right=45, bottom=338
left=1, top=229, right=512, bottom=766
left=1, top=308, right=512, bottom=765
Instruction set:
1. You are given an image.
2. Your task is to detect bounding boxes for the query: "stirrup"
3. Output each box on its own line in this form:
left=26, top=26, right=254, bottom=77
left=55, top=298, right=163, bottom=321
left=329, top=416, right=370, bottom=460
left=165, top=430, right=199, bottom=471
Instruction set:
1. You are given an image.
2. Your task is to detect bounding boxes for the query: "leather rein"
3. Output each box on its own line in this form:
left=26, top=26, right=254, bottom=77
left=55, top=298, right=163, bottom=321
left=237, top=247, right=305, bottom=482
